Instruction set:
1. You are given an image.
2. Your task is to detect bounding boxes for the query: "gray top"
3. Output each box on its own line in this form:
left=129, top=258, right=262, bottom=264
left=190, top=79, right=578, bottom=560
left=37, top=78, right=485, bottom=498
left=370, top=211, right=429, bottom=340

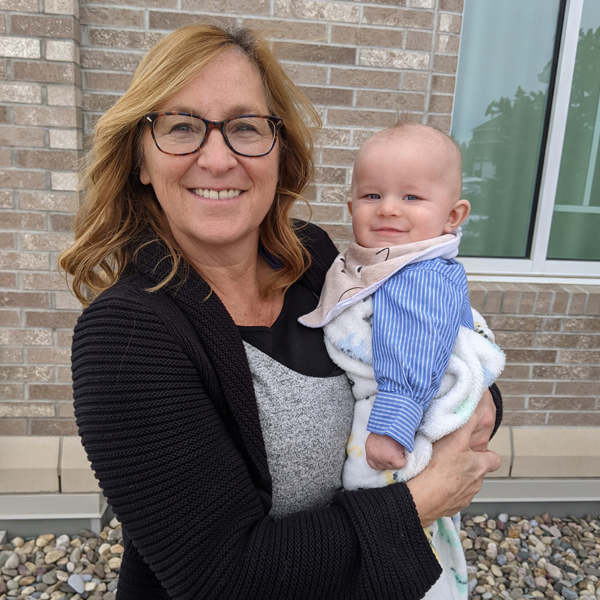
left=243, top=342, right=354, bottom=518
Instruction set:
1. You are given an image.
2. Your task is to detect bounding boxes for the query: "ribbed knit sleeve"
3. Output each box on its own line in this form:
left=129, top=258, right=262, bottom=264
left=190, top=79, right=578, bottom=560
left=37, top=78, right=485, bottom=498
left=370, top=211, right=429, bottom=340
left=72, top=279, right=442, bottom=600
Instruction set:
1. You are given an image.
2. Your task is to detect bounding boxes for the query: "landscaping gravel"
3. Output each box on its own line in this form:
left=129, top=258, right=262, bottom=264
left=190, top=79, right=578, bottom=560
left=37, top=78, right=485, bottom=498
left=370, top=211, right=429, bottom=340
left=1, top=512, right=599, bottom=599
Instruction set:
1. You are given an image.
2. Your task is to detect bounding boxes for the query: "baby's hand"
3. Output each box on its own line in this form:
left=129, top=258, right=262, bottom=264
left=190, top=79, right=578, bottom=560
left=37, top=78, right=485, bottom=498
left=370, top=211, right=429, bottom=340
left=365, top=432, right=408, bottom=470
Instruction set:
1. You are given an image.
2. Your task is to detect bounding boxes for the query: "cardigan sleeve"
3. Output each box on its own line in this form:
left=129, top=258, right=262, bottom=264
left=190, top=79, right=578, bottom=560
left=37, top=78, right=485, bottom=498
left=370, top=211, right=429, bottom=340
left=72, top=282, right=442, bottom=600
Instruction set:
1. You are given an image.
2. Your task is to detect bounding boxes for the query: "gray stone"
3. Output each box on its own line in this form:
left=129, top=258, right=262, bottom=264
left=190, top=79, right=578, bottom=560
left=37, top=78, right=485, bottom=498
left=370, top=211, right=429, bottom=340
left=4, top=553, right=19, bottom=569
left=67, top=573, right=85, bottom=594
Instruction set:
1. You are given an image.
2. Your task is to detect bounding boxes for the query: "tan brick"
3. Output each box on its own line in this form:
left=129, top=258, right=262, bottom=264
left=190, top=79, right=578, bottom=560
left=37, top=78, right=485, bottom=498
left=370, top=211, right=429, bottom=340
left=314, top=167, right=346, bottom=185
left=517, top=289, right=537, bottom=314
left=56, top=329, right=73, bottom=346
left=502, top=412, right=547, bottom=426
left=318, top=222, right=353, bottom=241
left=0, top=169, right=46, bottom=191
left=13, top=61, right=77, bottom=85
left=55, top=291, right=82, bottom=309
left=0, top=272, right=17, bottom=287
left=50, top=214, right=74, bottom=231
left=504, top=349, right=557, bottom=364
left=568, top=289, right=588, bottom=315
left=0, top=82, right=42, bottom=104
left=410, top=0, right=434, bottom=7
left=85, top=71, right=133, bottom=92
left=500, top=289, right=520, bottom=314
left=547, top=412, right=600, bottom=426
left=30, top=384, right=72, bottom=400
left=25, top=310, right=80, bottom=328
left=80, top=49, right=143, bottom=72
left=283, top=63, right=328, bottom=85
left=57, top=365, right=72, bottom=381
left=321, top=186, right=351, bottom=204
left=328, top=108, right=397, bottom=128
left=14, top=106, right=79, bottom=128
left=405, top=31, right=432, bottom=51
left=554, top=381, right=600, bottom=395
left=274, top=0, right=359, bottom=23
left=0, top=419, right=26, bottom=435
left=352, top=130, right=378, bottom=146
left=330, top=67, right=400, bottom=90
left=438, top=12, right=462, bottom=34
left=433, top=54, right=458, bottom=74
left=486, top=315, right=546, bottom=331
left=559, top=349, right=600, bottom=364
left=0, top=126, right=45, bottom=148
left=356, top=90, right=425, bottom=111
left=274, top=41, right=355, bottom=65
left=436, top=34, right=460, bottom=54
left=46, top=39, right=79, bottom=63
left=529, top=396, right=596, bottom=411
left=58, top=401, right=74, bottom=418
left=0, top=232, right=15, bottom=248
left=322, top=148, right=358, bottom=166
left=498, top=381, right=553, bottom=395
left=468, top=285, right=485, bottom=312
left=536, top=333, right=600, bottom=349
left=21, top=233, right=73, bottom=252
left=562, top=317, right=600, bottom=333
left=51, top=171, right=78, bottom=192
left=313, top=128, right=351, bottom=147
left=0, top=366, right=54, bottom=381
left=1, top=347, right=22, bottom=362
left=440, top=0, right=464, bottom=11
left=428, top=94, right=453, bottom=113
left=425, top=114, right=451, bottom=132
left=0, top=252, right=49, bottom=270
left=502, top=396, right=525, bottom=411
left=540, top=316, right=562, bottom=332
left=0, top=148, right=11, bottom=167
left=0, top=310, right=19, bottom=326
left=300, top=86, right=353, bottom=107
left=0, top=384, right=23, bottom=400
left=482, top=286, right=502, bottom=313
left=331, top=25, right=404, bottom=47
left=0, top=291, right=50, bottom=309
left=47, top=85, right=80, bottom=108
left=494, top=331, right=535, bottom=348
left=533, top=290, right=553, bottom=315
left=11, top=15, right=79, bottom=40
left=0, top=0, right=38, bottom=9
left=0, top=402, right=55, bottom=418
left=499, top=365, right=530, bottom=379
left=82, top=92, right=120, bottom=112
left=1, top=211, right=46, bottom=230
left=0, top=328, right=53, bottom=345
left=30, top=419, right=78, bottom=435
left=291, top=203, right=345, bottom=223
left=27, top=347, right=71, bottom=364
left=240, top=19, right=328, bottom=42
left=532, top=365, right=600, bottom=380
left=360, top=48, right=429, bottom=70
left=431, top=74, right=455, bottom=94
left=19, top=191, right=78, bottom=212
left=582, top=286, right=600, bottom=315
left=49, top=129, right=81, bottom=150
left=0, top=37, right=40, bottom=59
left=87, top=28, right=164, bottom=51
left=45, top=0, right=78, bottom=15
left=363, top=7, right=433, bottom=29
left=17, top=150, right=78, bottom=171
left=81, top=6, right=144, bottom=28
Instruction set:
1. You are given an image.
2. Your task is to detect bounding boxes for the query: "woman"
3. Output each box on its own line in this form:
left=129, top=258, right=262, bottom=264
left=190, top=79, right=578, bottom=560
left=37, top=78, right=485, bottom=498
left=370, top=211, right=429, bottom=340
left=60, top=25, right=501, bottom=599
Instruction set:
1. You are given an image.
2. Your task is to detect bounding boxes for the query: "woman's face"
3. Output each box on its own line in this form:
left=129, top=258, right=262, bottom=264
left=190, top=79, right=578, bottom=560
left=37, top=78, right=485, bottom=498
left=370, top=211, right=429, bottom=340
left=140, top=51, right=279, bottom=261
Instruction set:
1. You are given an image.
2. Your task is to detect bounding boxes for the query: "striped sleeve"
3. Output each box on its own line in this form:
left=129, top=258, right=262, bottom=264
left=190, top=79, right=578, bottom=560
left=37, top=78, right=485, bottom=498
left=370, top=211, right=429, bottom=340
left=367, top=259, right=469, bottom=453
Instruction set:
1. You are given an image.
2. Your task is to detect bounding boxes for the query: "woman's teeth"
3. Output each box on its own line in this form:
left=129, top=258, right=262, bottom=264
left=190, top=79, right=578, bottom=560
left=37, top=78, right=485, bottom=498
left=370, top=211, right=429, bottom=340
left=193, top=189, right=241, bottom=199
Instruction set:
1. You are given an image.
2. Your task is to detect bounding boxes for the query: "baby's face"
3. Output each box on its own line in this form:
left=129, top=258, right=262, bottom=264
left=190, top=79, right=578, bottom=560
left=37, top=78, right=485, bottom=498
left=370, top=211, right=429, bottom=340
left=349, top=132, right=467, bottom=249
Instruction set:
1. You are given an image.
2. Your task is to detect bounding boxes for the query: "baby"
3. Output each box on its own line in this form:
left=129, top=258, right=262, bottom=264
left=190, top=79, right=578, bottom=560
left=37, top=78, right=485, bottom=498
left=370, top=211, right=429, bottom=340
left=300, top=123, right=504, bottom=599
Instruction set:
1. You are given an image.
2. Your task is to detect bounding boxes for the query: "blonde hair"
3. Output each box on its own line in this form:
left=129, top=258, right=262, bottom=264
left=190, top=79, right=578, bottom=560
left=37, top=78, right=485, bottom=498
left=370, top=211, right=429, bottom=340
left=59, top=25, right=320, bottom=306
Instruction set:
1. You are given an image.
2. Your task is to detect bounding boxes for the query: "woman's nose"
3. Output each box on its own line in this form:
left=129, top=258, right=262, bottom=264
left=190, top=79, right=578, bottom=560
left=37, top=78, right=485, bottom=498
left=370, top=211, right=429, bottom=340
left=195, top=128, right=238, bottom=173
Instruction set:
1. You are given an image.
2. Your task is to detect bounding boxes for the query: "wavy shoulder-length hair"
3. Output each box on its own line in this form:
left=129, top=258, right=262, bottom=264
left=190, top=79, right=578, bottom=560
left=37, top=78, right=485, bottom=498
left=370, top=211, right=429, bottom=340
left=59, top=24, right=320, bottom=306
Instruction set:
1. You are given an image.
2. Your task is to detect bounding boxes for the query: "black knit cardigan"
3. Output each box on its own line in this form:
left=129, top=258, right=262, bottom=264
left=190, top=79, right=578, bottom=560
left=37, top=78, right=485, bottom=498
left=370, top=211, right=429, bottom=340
left=72, top=223, right=462, bottom=600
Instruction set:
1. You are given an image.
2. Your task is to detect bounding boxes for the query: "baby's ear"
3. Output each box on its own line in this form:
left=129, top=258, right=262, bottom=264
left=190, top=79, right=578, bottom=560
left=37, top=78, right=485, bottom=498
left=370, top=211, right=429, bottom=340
left=443, top=199, right=470, bottom=233
left=347, top=199, right=353, bottom=216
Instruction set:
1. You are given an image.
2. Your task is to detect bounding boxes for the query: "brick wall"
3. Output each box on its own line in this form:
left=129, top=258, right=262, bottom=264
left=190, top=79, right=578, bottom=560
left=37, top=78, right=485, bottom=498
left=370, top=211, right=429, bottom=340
left=1, top=0, right=598, bottom=437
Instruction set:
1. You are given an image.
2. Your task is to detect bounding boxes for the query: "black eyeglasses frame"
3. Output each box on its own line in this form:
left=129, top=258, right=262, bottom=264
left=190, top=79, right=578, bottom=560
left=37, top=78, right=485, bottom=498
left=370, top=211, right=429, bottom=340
left=143, top=112, right=284, bottom=158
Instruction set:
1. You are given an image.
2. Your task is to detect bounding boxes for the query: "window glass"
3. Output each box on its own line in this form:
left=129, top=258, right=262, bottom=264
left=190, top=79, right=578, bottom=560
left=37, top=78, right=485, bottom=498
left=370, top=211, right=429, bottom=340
left=452, top=0, right=561, bottom=257
left=548, top=0, right=600, bottom=260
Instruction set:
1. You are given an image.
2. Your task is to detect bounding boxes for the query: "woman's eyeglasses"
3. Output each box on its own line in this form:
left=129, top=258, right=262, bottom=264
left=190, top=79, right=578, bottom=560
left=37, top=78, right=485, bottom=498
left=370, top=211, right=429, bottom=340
left=143, top=112, right=283, bottom=158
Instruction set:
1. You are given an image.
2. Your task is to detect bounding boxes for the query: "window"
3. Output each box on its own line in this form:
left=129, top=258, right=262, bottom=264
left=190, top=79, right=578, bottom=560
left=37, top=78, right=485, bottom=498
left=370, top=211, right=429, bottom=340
left=452, top=0, right=600, bottom=277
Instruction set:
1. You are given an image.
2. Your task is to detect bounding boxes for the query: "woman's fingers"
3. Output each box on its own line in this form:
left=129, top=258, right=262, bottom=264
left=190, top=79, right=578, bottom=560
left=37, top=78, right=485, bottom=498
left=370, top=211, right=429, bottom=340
left=469, top=390, right=497, bottom=452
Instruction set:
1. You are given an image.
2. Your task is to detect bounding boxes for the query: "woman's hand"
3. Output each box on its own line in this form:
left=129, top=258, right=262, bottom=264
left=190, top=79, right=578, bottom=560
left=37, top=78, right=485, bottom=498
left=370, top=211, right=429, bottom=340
left=469, top=389, right=497, bottom=452
left=406, top=406, right=501, bottom=528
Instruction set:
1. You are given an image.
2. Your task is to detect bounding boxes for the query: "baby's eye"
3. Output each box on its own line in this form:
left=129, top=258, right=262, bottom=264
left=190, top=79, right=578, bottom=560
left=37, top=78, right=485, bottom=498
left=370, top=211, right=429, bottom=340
left=365, top=193, right=381, bottom=200
left=404, top=194, right=419, bottom=201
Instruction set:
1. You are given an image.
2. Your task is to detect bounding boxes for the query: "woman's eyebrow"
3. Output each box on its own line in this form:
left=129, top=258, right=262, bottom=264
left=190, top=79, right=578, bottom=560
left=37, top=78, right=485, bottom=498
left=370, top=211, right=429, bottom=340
left=161, top=105, right=267, bottom=118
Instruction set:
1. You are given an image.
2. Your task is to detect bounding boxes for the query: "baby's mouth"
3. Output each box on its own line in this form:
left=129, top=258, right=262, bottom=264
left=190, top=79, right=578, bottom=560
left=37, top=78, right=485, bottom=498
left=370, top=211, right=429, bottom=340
left=192, top=188, right=242, bottom=199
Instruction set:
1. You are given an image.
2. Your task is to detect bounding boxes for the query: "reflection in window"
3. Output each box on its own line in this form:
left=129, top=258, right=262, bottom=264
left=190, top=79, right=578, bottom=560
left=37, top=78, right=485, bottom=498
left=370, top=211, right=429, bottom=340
left=548, top=0, right=600, bottom=261
left=451, top=0, right=561, bottom=257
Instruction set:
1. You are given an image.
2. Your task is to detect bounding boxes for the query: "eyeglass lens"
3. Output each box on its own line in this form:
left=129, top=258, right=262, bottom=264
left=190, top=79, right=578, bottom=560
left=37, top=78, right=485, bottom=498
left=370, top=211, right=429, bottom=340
left=152, top=115, right=277, bottom=156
